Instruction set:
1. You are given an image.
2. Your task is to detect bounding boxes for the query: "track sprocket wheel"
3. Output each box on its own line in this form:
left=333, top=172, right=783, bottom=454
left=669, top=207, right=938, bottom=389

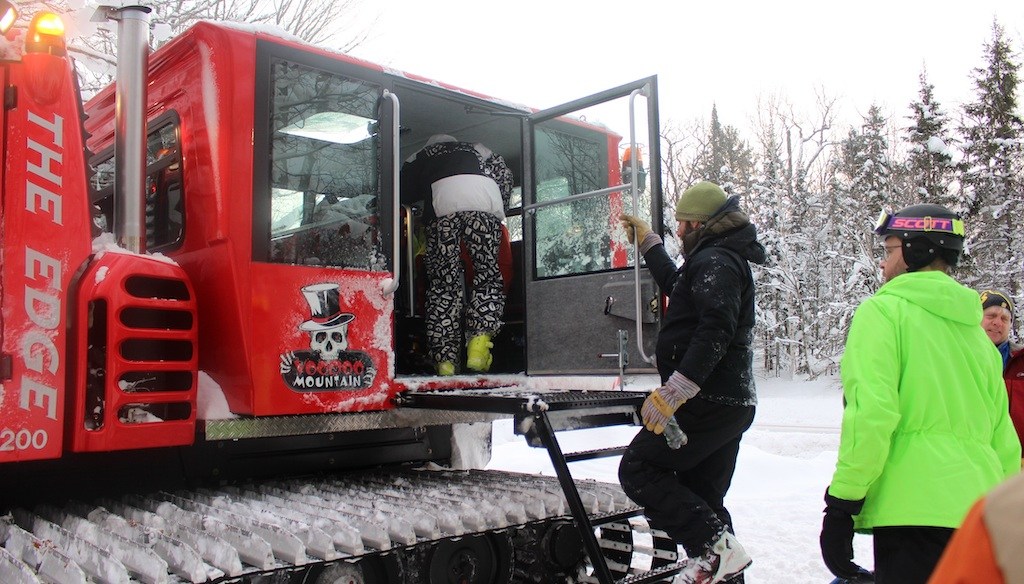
left=427, top=533, right=510, bottom=584
left=313, top=556, right=398, bottom=584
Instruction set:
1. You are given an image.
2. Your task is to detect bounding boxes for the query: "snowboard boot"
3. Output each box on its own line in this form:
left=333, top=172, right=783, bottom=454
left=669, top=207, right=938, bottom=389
left=436, top=361, right=456, bottom=376
left=675, top=531, right=751, bottom=584
left=465, top=334, right=494, bottom=372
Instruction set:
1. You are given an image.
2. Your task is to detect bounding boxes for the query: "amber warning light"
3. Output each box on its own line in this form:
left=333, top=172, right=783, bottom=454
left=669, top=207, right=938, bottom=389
left=26, top=12, right=66, bottom=55
left=0, top=0, right=17, bottom=34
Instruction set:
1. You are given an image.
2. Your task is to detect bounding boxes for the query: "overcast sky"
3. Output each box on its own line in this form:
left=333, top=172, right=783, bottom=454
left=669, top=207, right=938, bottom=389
left=349, top=0, right=1024, bottom=133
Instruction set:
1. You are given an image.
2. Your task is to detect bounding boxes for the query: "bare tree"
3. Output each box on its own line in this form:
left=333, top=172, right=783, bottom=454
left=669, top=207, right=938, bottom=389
left=144, top=0, right=374, bottom=50
left=6, top=0, right=375, bottom=96
left=749, top=91, right=841, bottom=378
left=660, top=118, right=707, bottom=213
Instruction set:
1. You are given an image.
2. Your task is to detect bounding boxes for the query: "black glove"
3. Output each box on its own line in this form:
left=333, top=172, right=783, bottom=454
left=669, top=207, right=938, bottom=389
left=820, top=490, right=871, bottom=580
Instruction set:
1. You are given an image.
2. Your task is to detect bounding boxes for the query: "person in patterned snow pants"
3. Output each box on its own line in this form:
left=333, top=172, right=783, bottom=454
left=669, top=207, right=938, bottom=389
left=400, top=134, right=512, bottom=375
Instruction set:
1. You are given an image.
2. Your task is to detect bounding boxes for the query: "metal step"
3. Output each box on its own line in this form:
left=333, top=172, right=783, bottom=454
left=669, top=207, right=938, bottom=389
left=398, top=388, right=645, bottom=438
left=589, top=505, right=646, bottom=526
left=565, top=446, right=630, bottom=462
left=618, top=560, right=692, bottom=584
left=397, top=388, right=647, bottom=416
left=398, top=388, right=645, bottom=431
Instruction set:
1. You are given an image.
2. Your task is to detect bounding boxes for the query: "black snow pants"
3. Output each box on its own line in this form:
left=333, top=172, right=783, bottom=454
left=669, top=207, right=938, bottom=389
left=618, top=396, right=755, bottom=557
left=873, top=526, right=953, bottom=584
left=424, top=211, right=504, bottom=365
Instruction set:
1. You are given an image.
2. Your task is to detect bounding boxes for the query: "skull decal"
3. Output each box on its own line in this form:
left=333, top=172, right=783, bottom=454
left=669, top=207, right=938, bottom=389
left=282, top=283, right=376, bottom=392
left=309, top=325, right=348, bottom=360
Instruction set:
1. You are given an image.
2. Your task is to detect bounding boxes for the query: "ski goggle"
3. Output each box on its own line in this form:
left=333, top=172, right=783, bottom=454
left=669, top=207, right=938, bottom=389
left=873, top=210, right=893, bottom=235
left=873, top=210, right=964, bottom=237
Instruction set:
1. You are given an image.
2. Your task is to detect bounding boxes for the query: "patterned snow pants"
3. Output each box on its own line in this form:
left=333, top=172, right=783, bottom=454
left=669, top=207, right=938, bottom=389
left=424, top=211, right=505, bottom=365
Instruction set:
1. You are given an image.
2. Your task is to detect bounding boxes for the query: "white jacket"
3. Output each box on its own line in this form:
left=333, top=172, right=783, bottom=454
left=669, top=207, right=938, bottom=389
left=431, top=174, right=504, bottom=220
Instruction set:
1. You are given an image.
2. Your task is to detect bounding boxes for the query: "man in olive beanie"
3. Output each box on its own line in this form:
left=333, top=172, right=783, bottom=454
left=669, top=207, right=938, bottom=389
left=618, top=181, right=767, bottom=584
left=675, top=180, right=729, bottom=222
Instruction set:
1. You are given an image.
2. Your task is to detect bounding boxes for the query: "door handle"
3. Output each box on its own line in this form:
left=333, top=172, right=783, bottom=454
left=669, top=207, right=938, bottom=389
left=628, top=87, right=656, bottom=365
left=381, top=90, right=401, bottom=295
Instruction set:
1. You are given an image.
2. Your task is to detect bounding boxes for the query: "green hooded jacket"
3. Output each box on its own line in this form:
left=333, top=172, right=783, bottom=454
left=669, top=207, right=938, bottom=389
left=830, top=270, right=1021, bottom=530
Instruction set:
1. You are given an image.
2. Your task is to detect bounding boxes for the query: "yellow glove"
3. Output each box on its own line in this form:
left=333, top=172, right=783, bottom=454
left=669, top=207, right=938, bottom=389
left=640, top=372, right=700, bottom=434
left=619, top=213, right=652, bottom=245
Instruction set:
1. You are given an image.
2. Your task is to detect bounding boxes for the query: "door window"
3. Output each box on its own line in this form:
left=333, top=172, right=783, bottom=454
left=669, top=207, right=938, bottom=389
left=531, top=121, right=655, bottom=278
left=266, top=59, right=384, bottom=270
left=532, top=125, right=613, bottom=278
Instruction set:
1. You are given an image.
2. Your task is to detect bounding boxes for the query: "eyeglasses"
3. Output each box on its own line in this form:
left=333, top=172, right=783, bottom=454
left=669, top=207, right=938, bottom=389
left=882, top=244, right=901, bottom=257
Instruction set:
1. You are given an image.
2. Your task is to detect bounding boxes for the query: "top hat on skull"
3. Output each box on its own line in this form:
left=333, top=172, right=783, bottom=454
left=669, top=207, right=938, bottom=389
left=299, top=283, right=355, bottom=360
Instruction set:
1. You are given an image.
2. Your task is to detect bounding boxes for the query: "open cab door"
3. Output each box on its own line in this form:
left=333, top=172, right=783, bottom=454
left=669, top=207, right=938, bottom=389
left=523, top=77, right=662, bottom=377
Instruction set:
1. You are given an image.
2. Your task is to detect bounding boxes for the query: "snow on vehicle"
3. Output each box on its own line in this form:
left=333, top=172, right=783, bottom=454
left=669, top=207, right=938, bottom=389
left=0, top=3, right=681, bottom=582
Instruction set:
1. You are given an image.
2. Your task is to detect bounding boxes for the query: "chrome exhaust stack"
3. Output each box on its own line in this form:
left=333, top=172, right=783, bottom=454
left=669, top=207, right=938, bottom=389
left=95, top=5, right=151, bottom=253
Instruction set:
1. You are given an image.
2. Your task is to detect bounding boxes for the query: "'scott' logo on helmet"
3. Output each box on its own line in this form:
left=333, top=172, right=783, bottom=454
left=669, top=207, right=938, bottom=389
left=890, top=216, right=955, bottom=233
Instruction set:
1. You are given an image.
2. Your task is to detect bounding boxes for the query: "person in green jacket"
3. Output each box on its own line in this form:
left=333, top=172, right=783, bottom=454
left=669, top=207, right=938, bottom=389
left=820, top=203, right=1021, bottom=584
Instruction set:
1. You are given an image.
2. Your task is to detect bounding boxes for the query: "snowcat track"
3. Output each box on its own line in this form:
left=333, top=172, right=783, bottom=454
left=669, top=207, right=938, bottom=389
left=1, top=468, right=670, bottom=584
left=0, top=390, right=686, bottom=583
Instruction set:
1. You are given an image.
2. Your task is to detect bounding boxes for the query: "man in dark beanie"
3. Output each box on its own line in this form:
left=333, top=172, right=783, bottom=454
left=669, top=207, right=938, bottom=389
left=980, top=289, right=1017, bottom=367
left=979, top=289, right=1024, bottom=448
left=618, top=181, right=766, bottom=584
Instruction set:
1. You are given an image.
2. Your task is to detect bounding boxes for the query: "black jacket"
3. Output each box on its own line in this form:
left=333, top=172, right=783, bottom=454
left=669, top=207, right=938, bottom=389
left=400, top=141, right=484, bottom=223
left=644, top=197, right=767, bottom=406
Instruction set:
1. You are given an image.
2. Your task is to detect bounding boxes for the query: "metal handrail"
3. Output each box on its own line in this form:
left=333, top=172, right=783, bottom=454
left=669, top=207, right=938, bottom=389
left=381, top=90, right=401, bottom=295
left=629, top=86, right=656, bottom=365
left=521, top=183, right=629, bottom=214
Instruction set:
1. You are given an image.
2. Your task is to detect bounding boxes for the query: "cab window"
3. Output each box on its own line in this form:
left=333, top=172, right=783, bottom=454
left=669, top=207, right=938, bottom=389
left=265, top=59, right=384, bottom=271
left=91, top=118, right=184, bottom=251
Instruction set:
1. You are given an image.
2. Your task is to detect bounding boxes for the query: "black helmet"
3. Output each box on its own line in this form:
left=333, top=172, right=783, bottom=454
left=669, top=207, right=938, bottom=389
left=874, top=203, right=965, bottom=271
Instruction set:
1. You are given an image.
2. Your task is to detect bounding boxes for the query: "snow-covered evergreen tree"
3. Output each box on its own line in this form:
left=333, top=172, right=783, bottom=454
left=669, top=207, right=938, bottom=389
left=747, top=109, right=786, bottom=375
left=813, top=106, right=898, bottom=374
left=829, top=121, right=886, bottom=338
left=958, top=20, right=1024, bottom=305
left=848, top=104, right=898, bottom=212
left=691, top=105, right=756, bottom=195
left=904, top=68, right=958, bottom=208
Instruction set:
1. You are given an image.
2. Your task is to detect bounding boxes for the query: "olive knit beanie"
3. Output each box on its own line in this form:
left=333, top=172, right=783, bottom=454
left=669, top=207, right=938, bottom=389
left=676, top=181, right=727, bottom=222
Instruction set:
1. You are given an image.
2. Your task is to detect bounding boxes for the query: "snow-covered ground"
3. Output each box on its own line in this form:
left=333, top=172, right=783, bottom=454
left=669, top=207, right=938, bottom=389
left=487, top=371, right=874, bottom=584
